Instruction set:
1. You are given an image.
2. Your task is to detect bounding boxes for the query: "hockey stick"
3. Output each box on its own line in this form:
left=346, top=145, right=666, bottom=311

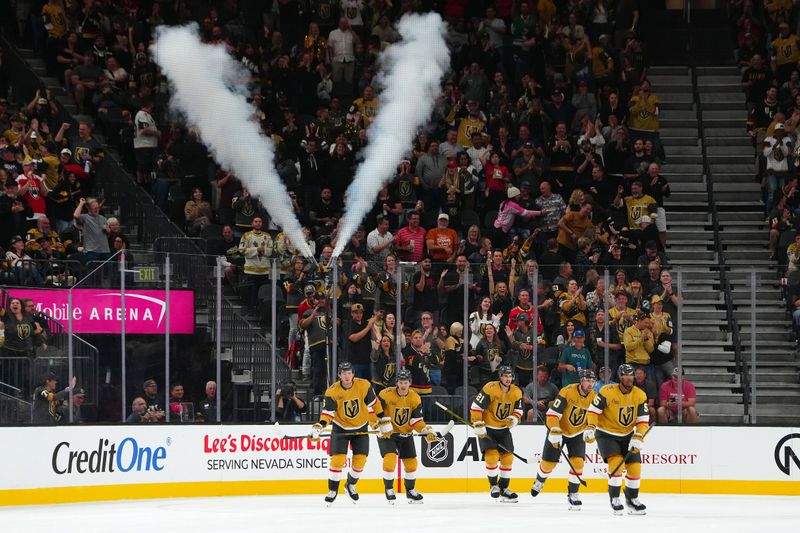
left=274, top=420, right=456, bottom=439
left=607, top=425, right=653, bottom=478
left=556, top=442, right=587, bottom=487
left=435, top=401, right=528, bottom=463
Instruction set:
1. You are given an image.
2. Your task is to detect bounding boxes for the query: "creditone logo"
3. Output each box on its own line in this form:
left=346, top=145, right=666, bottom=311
left=421, top=433, right=454, bottom=468
left=52, top=437, right=171, bottom=474
left=774, top=433, right=800, bottom=476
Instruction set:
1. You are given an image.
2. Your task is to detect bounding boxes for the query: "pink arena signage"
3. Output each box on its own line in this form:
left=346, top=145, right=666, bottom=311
left=5, top=288, right=195, bottom=334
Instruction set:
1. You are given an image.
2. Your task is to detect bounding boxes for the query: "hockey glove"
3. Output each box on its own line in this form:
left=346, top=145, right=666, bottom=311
left=628, top=432, right=644, bottom=453
left=583, top=426, right=596, bottom=444
left=423, top=426, right=439, bottom=443
left=472, top=420, right=487, bottom=438
left=310, top=423, right=324, bottom=442
left=378, top=416, right=393, bottom=439
left=508, top=415, right=520, bottom=428
left=547, top=427, right=563, bottom=448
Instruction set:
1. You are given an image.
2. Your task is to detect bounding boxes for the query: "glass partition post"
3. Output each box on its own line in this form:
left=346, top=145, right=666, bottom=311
left=462, top=269, right=470, bottom=420
left=165, top=254, right=171, bottom=422
left=120, top=252, right=126, bottom=422
left=270, top=259, right=278, bottom=423
left=215, top=256, right=223, bottom=422
left=603, top=269, right=610, bottom=376
left=395, top=266, right=403, bottom=370
left=332, top=261, right=339, bottom=380
left=676, top=269, right=683, bottom=425
left=750, top=270, right=757, bottom=424
left=531, top=268, right=539, bottom=423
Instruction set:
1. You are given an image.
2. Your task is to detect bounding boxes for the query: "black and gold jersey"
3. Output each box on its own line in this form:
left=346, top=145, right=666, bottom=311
left=378, top=387, right=426, bottom=435
left=546, top=383, right=596, bottom=437
left=587, top=383, right=649, bottom=437
left=470, top=381, right=524, bottom=430
left=772, top=34, right=800, bottom=66
left=320, top=377, right=381, bottom=429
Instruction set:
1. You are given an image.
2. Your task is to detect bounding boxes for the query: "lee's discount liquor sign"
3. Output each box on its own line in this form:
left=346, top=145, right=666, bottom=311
left=7, top=288, right=194, bottom=334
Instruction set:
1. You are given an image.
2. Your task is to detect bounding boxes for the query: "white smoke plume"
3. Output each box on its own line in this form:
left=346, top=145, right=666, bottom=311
left=331, top=13, right=450, bottom=258
left=151, top=25, right=313, bottom=259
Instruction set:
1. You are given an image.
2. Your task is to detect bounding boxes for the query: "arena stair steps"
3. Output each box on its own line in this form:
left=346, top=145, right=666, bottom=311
left=696, top=65, right=800, bottom=424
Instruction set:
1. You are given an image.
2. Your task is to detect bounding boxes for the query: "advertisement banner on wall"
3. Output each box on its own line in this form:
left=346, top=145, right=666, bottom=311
left=0, top=425, right=797, bottom=505
left=6, top=287, right=195, bottom=334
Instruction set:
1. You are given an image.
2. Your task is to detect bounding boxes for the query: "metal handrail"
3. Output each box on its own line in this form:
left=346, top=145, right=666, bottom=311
left=689, top=54, right=750, bottom=420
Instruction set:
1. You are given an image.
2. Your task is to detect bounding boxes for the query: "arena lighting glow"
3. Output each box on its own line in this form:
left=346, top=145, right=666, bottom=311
left=331, top=13, right=451, bottom=261
left=151, top=25, right=314, bottom=260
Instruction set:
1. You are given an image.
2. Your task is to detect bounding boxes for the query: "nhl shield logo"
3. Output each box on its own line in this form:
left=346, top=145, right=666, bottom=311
left=618, top=406, right=634, bottom=426
left=568, top=406, right=586, bottom=427
left=421, top=432, right=454, bottom=468
left=343, top=399, right=360, bottom=418
left=393, top=407, right=410, bottom=427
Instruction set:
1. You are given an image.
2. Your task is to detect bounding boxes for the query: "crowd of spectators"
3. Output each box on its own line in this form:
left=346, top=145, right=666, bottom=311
left=0, top=0, right=702, bottom=423
left=731, top=1, right=800, bottom=344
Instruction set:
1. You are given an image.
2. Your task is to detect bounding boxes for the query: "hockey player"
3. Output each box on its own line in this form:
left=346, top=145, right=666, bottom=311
left=311, top=362, right=384, bottom=505
left=470, top=365, right=524, bottom=502
left=377, top=369, right=440, bottom=504
left=585, top=363, right=650, bottom=515
left=531, top=368, right=597, bottom=510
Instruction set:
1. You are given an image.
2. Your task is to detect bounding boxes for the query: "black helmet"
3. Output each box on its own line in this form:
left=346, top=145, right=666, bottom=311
left=578, top=368, right=597, bottom=381
left=396, top=368, right=412, bottom=382
left=498, top=365, right=514, bottom=378
left=618, top=363, right=635, bottom=378
left=338, top=361, right=354, bottom=374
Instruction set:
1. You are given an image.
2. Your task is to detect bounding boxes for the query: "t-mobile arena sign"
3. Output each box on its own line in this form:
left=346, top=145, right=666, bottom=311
left=6, top=288, right=195, bottom=334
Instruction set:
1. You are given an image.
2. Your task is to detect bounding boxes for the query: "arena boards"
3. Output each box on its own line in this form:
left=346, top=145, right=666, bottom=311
left=0, top=425, right=797, bottom=505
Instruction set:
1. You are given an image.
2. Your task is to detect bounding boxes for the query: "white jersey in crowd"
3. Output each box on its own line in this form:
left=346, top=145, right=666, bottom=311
left=762, top=135, right=791, bottom=172
left=238, top=230, right=274, bottom=275
left=133, top=110, right=158, bottom=149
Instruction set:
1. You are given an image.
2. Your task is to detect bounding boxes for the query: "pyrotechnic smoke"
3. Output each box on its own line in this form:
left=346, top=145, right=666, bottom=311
left=151, top=25, right=313, bottom=259
left=331, top=13, right=450, bottom=258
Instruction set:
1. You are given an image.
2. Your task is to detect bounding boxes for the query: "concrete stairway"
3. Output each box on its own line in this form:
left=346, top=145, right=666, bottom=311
left=649, top=66, right=743, bottom=422
left=698, top=66, right=800, bottom=424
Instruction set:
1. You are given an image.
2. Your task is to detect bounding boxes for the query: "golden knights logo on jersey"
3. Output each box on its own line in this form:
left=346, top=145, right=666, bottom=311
left=618, top=405, right=634, bottom=426
left=399, top=180, right=411, bottom=196
left=17, top=323, right=32, bottom=339
left=382, top=363, right=396, bottom=383
left=393, top=407, right=410, bottom=427
left=568, top=405, right=586, bottom=427
left=344, top=398, right=360, bottom=418
left=495, top=402, right=511, bottom=420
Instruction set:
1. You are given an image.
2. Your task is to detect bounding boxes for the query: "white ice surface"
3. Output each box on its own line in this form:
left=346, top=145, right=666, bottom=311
left=0, top=492, right=794, bottom=533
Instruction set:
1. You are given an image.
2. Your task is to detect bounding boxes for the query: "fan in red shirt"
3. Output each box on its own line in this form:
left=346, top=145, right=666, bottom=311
left=17, top=157, right=49, bottom=221
left=507, top=289, right=543, bottom=333
left=395, top=210, right=427, bottom=263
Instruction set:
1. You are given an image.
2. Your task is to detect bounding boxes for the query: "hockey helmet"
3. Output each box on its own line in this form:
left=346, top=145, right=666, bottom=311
left=497, top=365, right=514, bottom=378
left=578, top=368, right=597, bottom=381
left=396, top=368, right=412, bottom=382
left=617, top=363, right=635, bottom=378
left=337, top=361, right=354, bottom=374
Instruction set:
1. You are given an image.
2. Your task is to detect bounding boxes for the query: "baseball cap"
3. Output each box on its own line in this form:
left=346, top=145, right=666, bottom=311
left=37, top=98, right=48, bottom=105
left=775, top=122, right=785, bottom=130
left=447, top=160, right=457, bottom=168
left=304, top=284, right=315, bottom=294
left=637, top=216, right=652, bottom=225
left=143, top=379, right=157, bottom=388
left=573, top=329, right=585, bottom=337
left=438, top=213, right=449, bottom=221
left=651, top=295, right=663, bottom=305
left=351, top=303, right=364, bottom=312
left=645, top=240, right=658, bottom=249
left=523, top=141, right=534, bottom=148
left=10, top=235, right=23, bottom=245
left=73, top=387, right=86, bottom=397
left=507, top=186, right=521, bottom=198
left=60, top=148, right=72, bottom=156
left=515, top=313, right=530, bottom=322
